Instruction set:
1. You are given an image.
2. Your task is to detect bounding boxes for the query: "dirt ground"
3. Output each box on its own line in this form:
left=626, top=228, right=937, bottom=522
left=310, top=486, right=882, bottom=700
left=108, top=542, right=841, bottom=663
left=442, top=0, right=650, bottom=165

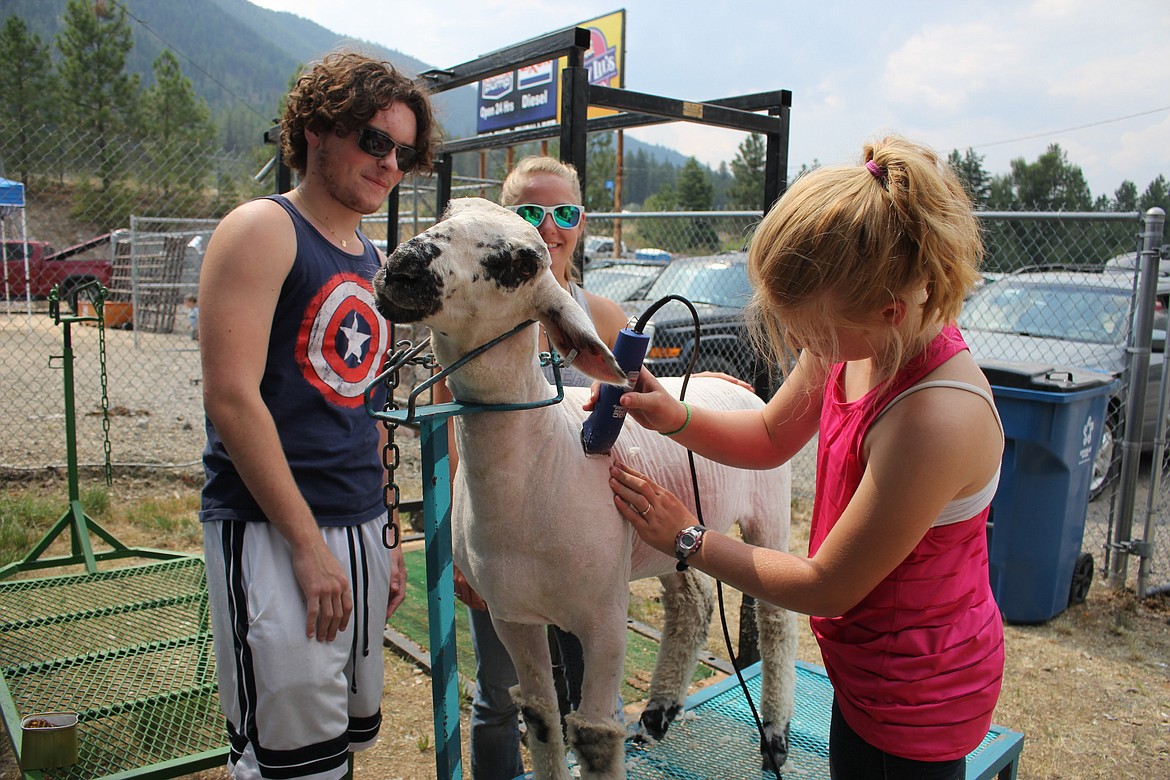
left=1, top=471, right=1168, bottom=779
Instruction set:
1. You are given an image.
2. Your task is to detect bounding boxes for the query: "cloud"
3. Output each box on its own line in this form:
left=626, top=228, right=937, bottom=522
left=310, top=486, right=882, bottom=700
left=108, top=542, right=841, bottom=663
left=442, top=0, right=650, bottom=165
left=881, top=22, right=1022, bottom=114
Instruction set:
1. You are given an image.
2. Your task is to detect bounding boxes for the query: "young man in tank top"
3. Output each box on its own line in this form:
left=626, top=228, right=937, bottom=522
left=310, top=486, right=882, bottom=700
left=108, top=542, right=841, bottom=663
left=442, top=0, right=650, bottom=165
left=198, top=51, right=438, bottom=780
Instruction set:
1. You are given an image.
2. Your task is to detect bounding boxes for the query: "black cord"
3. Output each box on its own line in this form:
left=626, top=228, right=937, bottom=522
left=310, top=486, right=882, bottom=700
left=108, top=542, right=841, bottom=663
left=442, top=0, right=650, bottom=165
left=637, top=294, right=784, bottom=777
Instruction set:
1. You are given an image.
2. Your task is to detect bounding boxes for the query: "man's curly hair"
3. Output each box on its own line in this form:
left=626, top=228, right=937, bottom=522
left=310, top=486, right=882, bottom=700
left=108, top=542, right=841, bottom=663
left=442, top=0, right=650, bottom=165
left=281, top=50, right=439, bottom=177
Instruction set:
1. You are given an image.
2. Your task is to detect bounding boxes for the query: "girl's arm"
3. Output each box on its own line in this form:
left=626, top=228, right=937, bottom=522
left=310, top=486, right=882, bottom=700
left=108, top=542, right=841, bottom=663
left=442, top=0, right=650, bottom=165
left=614, top=352, right=823, bottom=470
left=611, top=379, right=1002, bottom=616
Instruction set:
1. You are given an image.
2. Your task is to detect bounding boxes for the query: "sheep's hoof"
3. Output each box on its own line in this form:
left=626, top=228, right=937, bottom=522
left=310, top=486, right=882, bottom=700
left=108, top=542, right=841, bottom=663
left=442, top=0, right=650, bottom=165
left=566, top=713, right=624, bottom=777
left=634, top=700, right=681, bottom=743
left=759, top=720, right=790, bottom=774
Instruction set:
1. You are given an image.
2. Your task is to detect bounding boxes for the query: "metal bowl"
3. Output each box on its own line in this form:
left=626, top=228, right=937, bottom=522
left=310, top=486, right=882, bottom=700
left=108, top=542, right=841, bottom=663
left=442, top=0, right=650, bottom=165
left=19, top=712, right=79, bottom=770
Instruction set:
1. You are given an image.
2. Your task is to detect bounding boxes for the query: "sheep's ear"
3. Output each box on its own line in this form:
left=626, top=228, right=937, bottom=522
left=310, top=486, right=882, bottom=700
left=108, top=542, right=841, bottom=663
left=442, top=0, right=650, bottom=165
left=533, top=278, right=627, bottom=385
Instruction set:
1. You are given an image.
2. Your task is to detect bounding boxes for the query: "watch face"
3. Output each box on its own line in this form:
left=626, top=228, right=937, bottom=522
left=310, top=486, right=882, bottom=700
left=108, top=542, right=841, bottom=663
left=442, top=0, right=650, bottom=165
left=680, top=531, right=698, bottom=549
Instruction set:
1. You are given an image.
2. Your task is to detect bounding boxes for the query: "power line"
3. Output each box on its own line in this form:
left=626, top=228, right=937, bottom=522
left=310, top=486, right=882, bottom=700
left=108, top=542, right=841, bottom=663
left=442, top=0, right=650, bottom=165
left=110, top=0, right=271, bottom=123
left=971, top=105, right=1170, bottom=150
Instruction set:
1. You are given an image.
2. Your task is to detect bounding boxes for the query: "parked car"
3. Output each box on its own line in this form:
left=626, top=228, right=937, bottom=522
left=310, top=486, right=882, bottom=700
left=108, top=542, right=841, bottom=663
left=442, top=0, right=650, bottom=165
left=633, top=247, right=672, bottom=263
left=959, top=267, right=1170, bottom=498
left=583, top=235, right=630, bottom=265
left=622, top=251, right=773, bottom=397
left=583, top=260, right=667, bottom=302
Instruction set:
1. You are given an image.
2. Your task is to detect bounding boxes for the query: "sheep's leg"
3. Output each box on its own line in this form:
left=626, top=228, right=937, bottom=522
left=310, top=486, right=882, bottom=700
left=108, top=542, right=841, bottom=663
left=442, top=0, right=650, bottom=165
left=739, top=514, right=797, bottom=774
left=495, top=620, right=570, bottom=780
left=754, top=598, right=797, bottom=773
left=636, top=567, right=714, bottom=743
left=567, top=621, right=629, bottom=780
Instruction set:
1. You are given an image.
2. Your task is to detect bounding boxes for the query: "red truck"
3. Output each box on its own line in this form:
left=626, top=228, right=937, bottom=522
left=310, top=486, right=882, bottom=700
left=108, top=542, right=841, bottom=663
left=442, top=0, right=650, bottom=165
left=1, top=234, right=113, bottom=305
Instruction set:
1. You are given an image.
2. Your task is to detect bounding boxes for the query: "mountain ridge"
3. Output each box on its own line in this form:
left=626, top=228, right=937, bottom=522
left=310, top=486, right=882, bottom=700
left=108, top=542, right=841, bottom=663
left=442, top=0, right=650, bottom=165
left=5, top=0, right=689, bottom=166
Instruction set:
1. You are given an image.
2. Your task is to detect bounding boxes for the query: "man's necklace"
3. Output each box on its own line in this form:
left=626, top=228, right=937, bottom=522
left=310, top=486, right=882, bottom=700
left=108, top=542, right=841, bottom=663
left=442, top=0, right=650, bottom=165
left=292, top=192, right=354, bottom=248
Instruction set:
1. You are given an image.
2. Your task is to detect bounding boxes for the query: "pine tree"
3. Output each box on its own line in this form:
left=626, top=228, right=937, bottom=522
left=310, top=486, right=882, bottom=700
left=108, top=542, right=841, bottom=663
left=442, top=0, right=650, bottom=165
left=676, top=158, right=718, bottom=251
left=0, top=16, right=56, bottom=186
left=142, top=49, right=216, bottom=209
left=727, top=133, right=766, bottom=210
left=56, top=0, right=139, bottom=192
left=947, top=148, right=992, bottom=207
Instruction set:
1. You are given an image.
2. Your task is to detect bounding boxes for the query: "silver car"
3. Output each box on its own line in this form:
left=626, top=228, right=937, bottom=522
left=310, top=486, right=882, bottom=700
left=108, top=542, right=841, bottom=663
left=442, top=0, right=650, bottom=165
left=959, top=268, right=1170, bottom=498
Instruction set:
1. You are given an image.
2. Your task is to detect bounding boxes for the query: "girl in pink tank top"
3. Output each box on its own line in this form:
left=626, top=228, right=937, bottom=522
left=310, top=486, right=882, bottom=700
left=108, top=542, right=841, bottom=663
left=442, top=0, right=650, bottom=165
left=607, top=135, right=1006, bottom=779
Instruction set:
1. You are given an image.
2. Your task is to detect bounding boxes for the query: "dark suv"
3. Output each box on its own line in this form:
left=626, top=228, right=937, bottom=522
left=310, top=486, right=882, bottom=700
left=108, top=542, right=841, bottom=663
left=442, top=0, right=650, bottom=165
left=621, top=251, right=773, bottom=397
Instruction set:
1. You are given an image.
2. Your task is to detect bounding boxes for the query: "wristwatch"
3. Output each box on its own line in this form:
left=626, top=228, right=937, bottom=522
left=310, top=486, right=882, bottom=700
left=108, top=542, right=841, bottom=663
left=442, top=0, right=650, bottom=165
left=674, top=525, right=706, bottom=571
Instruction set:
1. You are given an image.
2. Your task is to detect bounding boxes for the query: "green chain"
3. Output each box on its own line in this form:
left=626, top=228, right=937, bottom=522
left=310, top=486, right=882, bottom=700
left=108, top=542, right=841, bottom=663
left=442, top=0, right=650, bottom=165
left=95, top=294, right=112, bottom=486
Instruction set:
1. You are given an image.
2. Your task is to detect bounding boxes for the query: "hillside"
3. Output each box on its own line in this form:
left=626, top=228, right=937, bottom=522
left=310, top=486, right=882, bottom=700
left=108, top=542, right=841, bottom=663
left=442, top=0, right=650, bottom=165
left=4, top=0, right=688, bottom=166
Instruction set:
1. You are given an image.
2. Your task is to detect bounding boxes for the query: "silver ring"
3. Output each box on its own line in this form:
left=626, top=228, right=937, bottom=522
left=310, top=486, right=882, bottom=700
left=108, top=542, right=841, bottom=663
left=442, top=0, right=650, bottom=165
left=636, top=502, right=651, bottom=517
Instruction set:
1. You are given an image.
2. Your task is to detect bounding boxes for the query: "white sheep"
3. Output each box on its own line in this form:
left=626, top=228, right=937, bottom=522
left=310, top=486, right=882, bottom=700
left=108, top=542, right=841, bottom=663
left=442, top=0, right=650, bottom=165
left=374, top=197, right=797, bottom=780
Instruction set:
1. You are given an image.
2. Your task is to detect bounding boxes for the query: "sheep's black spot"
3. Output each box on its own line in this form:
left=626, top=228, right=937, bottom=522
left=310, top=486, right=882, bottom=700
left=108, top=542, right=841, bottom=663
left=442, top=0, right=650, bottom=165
left=638, top=701, right=681, bottom=742
left=571, top=721, right=621, bottom=773
left=760, top=720, right=791, bottom=772
left=520, top=704, right=551, bottom=744
left=480, top=240, right=541, bottom=289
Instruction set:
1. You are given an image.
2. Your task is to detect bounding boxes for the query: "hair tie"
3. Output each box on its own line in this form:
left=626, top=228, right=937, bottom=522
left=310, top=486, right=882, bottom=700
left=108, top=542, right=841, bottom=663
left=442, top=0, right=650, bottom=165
left=865, top=159, right=887, bottom=184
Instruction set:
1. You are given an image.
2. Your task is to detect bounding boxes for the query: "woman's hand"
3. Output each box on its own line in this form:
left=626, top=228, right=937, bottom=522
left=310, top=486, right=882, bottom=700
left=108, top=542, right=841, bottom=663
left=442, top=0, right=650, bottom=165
left=609, top=462, right=696, bottom=555
left=693, top=371, right=754, bottom=391
left=453, top=563, right=488, bottom=611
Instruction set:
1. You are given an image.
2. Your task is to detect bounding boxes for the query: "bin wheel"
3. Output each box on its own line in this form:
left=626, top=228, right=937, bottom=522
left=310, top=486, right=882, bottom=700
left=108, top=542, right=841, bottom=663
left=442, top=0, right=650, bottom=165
left=1070, top=552, right=1094, bottom=605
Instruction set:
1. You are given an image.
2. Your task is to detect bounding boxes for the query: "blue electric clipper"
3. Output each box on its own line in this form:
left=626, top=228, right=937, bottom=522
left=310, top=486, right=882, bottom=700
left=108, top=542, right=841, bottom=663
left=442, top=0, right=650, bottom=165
left=580, top=326, right=651, bottom=455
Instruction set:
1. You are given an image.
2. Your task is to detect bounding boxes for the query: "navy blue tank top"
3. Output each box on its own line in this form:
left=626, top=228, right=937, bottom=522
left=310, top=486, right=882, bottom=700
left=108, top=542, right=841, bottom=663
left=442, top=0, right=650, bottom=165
left=201, top=195, right=390, bottom=526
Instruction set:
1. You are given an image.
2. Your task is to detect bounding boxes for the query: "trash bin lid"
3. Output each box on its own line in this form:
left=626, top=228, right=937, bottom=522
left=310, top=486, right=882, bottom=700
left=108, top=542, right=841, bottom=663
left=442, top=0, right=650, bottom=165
left=979, top=360, right=1115, bottom=392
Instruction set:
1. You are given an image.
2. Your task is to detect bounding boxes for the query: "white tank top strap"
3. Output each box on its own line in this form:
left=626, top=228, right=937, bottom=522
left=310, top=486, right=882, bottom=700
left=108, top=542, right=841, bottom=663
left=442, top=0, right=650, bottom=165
left=874, top=379, right=1004, bottom=528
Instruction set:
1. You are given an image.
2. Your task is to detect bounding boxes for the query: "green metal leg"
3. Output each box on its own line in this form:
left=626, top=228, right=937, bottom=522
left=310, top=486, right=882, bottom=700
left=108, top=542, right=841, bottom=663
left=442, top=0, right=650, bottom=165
left=419, top=417, right=462, bottom=780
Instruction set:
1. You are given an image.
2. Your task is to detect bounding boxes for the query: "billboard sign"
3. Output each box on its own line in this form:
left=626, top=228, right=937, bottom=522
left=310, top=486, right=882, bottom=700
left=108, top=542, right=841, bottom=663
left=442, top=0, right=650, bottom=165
left=476, top=9, right=626, bottom=134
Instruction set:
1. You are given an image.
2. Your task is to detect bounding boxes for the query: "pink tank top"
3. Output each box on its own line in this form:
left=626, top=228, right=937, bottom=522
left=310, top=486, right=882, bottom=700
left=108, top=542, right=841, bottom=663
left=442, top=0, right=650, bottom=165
left=809, top=325, right=1004, bottom=761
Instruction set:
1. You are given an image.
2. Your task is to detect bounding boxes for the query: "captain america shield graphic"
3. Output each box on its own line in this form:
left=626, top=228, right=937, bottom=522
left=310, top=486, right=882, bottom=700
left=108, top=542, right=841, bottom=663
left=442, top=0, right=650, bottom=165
left=296, top=272, right=389, bottom=407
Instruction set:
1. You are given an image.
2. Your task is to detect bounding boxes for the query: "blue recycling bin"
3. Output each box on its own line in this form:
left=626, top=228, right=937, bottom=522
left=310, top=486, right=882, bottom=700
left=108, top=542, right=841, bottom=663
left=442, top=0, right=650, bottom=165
left=982, top=362, right=1116, bottom=624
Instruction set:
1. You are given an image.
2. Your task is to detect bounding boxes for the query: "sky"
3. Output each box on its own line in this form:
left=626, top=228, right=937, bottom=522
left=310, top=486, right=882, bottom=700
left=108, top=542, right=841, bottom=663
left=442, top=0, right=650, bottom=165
left=249, top=0, right=1170, bottom=201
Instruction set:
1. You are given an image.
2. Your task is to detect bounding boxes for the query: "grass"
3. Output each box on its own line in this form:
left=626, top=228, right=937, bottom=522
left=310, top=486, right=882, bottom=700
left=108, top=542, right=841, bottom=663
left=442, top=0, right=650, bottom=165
left=0, top=477, right=201, bottom=566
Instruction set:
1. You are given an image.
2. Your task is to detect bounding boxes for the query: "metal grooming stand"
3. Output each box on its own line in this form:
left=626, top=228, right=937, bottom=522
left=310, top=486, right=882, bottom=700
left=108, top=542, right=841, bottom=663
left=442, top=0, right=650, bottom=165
left=354, top=25, right=790, bottom=780
left=365, top=326, right=565, bottom=780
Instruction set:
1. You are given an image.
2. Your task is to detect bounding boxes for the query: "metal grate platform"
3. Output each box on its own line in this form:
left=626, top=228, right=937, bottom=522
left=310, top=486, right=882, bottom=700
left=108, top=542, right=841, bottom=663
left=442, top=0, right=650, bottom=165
left=522, top=661, right=1022, bottom=779
left=0, top=556, right=228, bottom=779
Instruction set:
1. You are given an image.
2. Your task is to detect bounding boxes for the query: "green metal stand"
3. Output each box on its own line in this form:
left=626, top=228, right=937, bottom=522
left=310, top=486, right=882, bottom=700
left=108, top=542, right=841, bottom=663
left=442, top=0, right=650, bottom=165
left=0, top=282, right=182, bottom=580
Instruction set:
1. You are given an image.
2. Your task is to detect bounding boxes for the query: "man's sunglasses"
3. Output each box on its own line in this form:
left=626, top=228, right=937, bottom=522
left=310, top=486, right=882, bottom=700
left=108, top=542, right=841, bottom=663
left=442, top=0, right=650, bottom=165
left=506, top=203, right=583, bottom=229
left=357, top=126, right=419, bottom=173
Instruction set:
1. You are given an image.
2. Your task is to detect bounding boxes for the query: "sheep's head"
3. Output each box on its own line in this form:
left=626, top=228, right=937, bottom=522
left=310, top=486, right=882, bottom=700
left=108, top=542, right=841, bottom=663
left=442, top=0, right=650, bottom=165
left=373, top=197, right=626, bottom=385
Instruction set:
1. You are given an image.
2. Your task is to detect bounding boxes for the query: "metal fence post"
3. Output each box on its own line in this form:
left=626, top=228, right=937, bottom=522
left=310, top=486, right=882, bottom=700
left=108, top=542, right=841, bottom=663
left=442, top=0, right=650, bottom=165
left=1109, top=207, right=1166, bottom=589
left=1134, top=208, right=1167, bottom=596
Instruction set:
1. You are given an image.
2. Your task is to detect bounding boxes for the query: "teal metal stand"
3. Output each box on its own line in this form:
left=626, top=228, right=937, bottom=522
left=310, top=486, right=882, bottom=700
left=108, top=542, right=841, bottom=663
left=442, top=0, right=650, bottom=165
left=419, top=413, right=461, bottom=779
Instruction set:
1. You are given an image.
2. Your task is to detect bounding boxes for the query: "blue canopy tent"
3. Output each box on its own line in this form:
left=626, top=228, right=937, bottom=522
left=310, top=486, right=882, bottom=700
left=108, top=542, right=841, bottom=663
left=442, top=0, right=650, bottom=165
left=0, top=176, right=32, bottom=323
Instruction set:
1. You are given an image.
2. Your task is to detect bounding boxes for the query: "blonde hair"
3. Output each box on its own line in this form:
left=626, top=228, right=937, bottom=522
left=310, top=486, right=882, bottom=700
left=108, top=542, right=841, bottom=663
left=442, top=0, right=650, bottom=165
left=747, top=134, right=984, bottom=385
left=499, top=156, right=585, bottom=282
left=499, top=156, right=583, bottom=207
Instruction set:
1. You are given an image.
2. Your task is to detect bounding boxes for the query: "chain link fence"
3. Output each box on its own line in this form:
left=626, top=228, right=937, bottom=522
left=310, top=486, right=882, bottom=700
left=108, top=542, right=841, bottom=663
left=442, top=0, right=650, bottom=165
left=1, top=118, right=1165, bottom=599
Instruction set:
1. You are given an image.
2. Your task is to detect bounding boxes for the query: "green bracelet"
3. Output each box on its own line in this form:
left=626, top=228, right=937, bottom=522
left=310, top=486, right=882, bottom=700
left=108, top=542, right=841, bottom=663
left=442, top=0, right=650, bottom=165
left=660, top=401, right=691, bottom=436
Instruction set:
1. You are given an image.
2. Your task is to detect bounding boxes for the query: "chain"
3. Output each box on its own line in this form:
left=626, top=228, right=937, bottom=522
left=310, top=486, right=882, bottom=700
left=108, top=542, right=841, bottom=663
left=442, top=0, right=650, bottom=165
left=380, top=336, right=440, bottom=549
left=96, top=297, right=112, bottom=487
